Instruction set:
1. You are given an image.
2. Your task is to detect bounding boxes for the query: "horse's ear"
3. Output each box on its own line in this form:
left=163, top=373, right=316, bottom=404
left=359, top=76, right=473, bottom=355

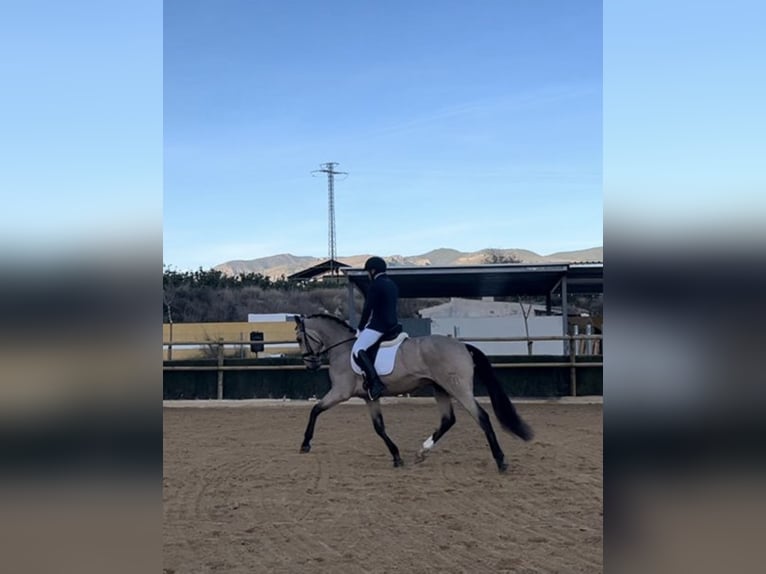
left=293, top=315, right=302, bottom=325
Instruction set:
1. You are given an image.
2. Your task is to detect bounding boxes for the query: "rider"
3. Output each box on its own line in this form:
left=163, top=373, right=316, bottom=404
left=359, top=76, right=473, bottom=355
left=352, top=256, right=400, bottom=400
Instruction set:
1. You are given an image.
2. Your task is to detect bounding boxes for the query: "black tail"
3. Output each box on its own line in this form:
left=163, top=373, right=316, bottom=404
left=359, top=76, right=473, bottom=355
left=466, top=344, right=533, bottom=441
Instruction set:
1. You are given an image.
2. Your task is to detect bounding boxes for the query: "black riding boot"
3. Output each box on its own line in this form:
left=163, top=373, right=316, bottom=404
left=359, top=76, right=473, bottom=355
left=356, top=349, right=386, bottom=401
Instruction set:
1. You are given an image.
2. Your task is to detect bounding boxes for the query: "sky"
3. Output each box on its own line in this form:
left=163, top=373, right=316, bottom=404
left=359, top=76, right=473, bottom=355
left=1, top=1, right=762, bottom=272
left=604, top=1, right=765, bottom=242
left=1, top=5, right=764, bottom=571
left=163, top=0, right=602, bottom=271
left=0, top=1, right=162, bottom=259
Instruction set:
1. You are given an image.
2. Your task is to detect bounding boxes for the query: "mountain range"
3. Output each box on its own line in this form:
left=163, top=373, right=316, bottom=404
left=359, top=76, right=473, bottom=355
left=214, top=246, right=603, bottom=279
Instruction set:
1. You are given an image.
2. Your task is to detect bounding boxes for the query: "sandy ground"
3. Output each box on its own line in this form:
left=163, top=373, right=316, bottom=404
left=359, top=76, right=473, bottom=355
left=164, top=401, right=602, bottom=573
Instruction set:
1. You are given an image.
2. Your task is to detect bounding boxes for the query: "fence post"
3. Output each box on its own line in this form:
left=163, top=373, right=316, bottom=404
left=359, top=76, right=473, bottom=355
left=569, top=333, right=577, bottom=397
left=573, top=324, right=580, bottom=355
left=217, top=338, right=224, bottom=400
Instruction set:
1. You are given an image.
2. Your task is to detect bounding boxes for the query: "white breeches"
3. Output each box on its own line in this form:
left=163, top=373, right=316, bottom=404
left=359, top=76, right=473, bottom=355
left=352, top=328, right=383, bottom=358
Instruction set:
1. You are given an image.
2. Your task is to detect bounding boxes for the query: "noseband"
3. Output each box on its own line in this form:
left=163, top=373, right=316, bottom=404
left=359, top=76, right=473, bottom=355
left=298, top=320, right=321, bottom=363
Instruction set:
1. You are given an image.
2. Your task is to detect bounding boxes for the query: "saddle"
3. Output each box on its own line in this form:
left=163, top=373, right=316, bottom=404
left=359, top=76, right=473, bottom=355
left=351, top=324, right=409, bottom=378
left=366, top=325, right=403, bottom=363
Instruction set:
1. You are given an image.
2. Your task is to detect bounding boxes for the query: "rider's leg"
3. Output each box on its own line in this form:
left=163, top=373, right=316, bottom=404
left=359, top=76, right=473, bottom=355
left=352, top=329, right=385, bottom=400
left=355, top=348, right=386, bottom=400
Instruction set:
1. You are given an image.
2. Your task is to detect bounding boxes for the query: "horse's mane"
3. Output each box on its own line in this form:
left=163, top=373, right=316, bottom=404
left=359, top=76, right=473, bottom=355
left=306, top=313, right=356, bottom=333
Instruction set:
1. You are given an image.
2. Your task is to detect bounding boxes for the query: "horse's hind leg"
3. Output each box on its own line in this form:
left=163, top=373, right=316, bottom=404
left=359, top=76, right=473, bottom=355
left=415, top=386, right=456, bottom=463
left=453, top=391, right=508, bottom=472
left=476, top=402, right=508, bottom=472
left=367, top=399, right=403, bottom=467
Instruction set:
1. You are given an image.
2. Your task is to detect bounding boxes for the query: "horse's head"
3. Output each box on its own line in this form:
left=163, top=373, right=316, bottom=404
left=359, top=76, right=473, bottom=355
left=294, top=314, right=356, bottom=371
left=294, top=315, right=323, bottom=371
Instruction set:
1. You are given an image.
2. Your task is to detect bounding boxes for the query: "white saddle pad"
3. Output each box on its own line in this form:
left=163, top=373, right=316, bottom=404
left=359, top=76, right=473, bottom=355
left=351, top=332, right=409, bottom=376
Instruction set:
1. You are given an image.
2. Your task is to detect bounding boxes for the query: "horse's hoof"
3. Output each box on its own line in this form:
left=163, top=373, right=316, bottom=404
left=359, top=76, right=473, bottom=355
left=497, top=461, right=509, bottom=473
left=300, top=445, right=311, bottom=453
left=393, top=458, right=404, bottom=468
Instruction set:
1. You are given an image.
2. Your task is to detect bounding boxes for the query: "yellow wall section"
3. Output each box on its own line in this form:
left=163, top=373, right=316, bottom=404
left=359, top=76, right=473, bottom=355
left=163, top=321, right=298, bottom=360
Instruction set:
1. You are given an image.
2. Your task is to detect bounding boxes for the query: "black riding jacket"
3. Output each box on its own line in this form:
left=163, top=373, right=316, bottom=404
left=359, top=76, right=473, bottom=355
left=358, top=272, right=399, bottom=333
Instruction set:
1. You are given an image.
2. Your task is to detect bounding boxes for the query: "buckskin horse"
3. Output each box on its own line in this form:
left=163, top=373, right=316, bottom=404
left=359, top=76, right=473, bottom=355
left=295, top=314, right=533, bottom=472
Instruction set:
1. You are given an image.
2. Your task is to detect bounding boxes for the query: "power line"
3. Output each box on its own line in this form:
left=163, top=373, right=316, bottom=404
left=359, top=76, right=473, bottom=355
left=311, top=162, right=348, bottom=276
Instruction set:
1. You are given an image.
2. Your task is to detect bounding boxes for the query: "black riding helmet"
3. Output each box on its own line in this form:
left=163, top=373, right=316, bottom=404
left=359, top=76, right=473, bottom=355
left=364, top=256, right=387, bottom=275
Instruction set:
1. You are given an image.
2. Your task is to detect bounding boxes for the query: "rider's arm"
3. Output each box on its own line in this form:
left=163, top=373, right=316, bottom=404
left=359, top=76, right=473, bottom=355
left=357, top=281, right=378, bottom=331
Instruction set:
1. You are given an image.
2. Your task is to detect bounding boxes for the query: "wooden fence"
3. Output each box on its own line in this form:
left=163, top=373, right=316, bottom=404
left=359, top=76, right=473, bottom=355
left=163, top=334, right=602, bottom=399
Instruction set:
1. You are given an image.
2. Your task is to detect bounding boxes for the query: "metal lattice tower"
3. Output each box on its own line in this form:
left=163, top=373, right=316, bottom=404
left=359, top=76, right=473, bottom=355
left=312, top=162, right=347, bottom=275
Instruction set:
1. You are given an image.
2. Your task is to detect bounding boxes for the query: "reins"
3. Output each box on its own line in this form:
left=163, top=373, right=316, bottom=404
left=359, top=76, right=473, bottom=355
left=298, top=318, right=356, bottom=360
left=300, top=335, right=356, bottom=359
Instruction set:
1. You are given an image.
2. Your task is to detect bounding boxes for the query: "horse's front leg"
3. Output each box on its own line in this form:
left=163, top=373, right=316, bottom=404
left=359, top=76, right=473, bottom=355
left=300, top=387, right=350, bottom=453
left=367, top=399, right=403, bottom=467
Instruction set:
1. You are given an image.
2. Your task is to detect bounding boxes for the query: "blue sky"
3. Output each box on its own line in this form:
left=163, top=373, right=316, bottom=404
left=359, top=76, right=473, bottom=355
left=164, top=0, right=602, bottom=270
left=604, top=1, right=765, bottom=240
left=0, top=1, right=162, bottom=258
left=2, top=1, right=762, bottom=272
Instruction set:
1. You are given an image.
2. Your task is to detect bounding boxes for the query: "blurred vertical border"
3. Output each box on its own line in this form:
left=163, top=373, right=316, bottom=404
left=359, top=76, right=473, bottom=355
left=605, top=1, right=766, bottom=572
left=0, top=2, right=162, bottom=573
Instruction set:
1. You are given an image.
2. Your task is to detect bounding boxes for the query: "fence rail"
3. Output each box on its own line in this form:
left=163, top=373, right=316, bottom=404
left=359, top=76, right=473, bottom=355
left=163, top=334, right=603, bottom=399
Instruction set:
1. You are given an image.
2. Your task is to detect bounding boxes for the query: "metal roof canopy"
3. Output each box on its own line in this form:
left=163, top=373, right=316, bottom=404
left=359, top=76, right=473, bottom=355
left=342, top=263, right=603, bottom=298
left=288, top=259, right=350, bottom=280
left=342, top=263, right=602, bottom=353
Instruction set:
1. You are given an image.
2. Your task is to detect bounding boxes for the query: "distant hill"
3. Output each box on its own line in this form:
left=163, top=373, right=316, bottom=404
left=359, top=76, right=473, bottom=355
left=546, top=247, right=604, bottom=262
left=216, top=254, right=317, bottom=278
left=214, top=247, right=602, bottom=280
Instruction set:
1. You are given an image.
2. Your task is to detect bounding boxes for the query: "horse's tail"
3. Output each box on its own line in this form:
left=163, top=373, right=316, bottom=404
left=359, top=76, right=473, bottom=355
left=466, top=344, right=533, bottom=441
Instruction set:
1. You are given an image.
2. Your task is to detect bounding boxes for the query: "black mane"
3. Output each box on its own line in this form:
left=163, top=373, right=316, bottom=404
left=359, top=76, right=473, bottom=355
left=306, top=313, right=355, bottom=333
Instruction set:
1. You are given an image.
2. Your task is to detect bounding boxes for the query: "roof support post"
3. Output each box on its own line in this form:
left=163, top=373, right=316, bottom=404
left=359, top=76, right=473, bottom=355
left=561, top=275, right=569, bottom=355
left=548, top=275, right=563, bottom=317
left=347, top=280, right=356, bottom=326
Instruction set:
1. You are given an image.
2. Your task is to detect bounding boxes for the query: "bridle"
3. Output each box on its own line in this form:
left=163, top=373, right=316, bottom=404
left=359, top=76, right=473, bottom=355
left=297, top=317, right=356, bottom=370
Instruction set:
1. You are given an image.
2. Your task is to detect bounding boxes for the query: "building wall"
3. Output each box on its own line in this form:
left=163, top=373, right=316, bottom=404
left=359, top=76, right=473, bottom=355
left=429, top=316, right=565, bottom=355
left=419, top=298, right=548, bottom=319
left=247, top=313, right=297, bottom=322
left=400, top=318, right=432, bottom=337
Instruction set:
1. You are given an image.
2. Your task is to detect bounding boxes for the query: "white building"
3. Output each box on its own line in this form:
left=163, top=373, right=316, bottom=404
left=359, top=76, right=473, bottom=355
left=419, top=298, right=564, bottom=355
left=247, top=313, right=298, bottom=322
left=418, top=297, right=550, bottom=319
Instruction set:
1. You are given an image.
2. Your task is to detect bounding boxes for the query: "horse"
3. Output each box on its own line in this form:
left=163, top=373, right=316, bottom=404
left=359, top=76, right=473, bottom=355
left=294, top=314, right=533, bottom=472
